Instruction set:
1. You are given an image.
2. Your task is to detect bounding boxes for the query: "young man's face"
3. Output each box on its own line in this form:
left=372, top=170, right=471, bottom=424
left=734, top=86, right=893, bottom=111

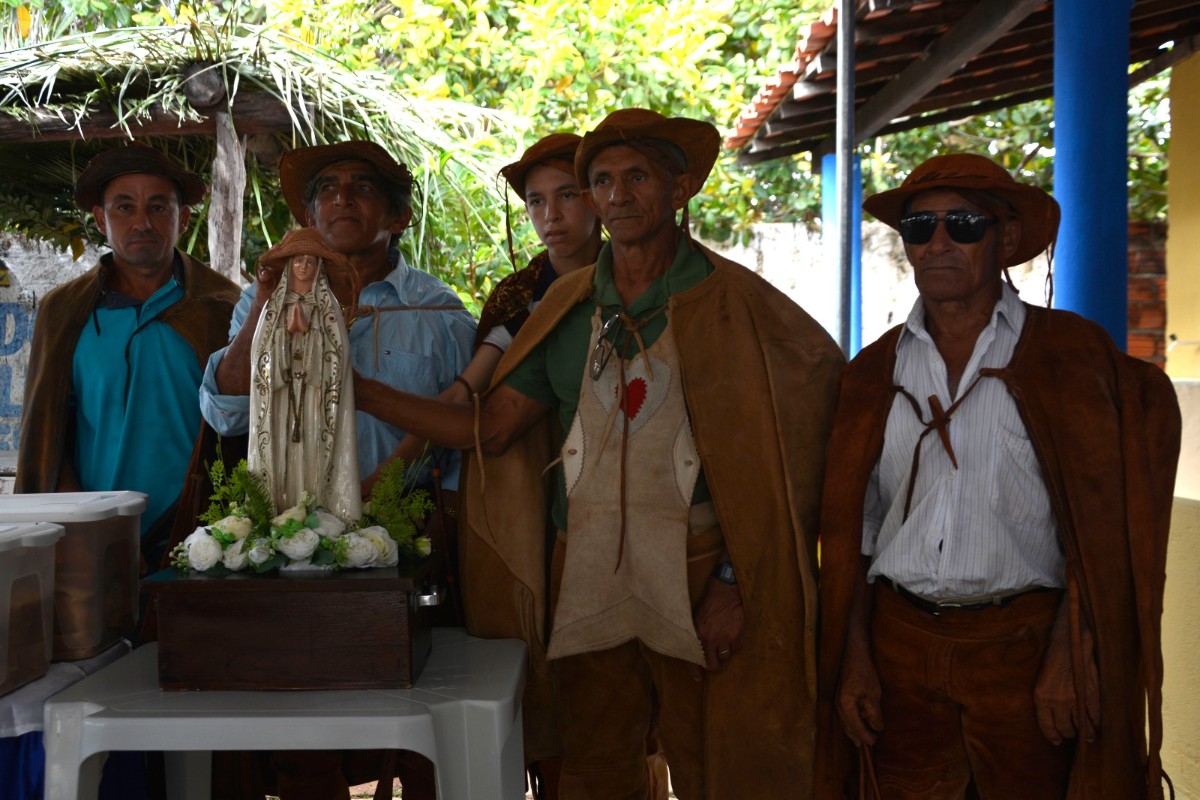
left=305, top=160, right=411, bottom=259
left=584, top=144, right=691, bottom=247
left=93, top=173, right=189, bottom=273
left=523, top=164, right=597, bottom=264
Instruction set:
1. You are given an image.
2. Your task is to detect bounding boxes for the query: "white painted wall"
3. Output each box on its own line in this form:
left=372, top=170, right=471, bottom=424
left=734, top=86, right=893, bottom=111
left=0, top=234, right=99, bottom=471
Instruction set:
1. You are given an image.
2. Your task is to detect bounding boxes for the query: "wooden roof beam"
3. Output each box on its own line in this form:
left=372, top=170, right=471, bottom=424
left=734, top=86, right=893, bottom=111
left=0, top=92, right=300, bottom=144
left=813, top=0, right=1045, bottom=159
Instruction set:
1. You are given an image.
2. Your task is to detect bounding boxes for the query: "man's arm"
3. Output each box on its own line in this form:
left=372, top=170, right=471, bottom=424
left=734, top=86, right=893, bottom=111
left=835, top=555, right=884, bottom=747
left=690, top=549, right=745, bottom=679
left=354, top=373, right=548, bottom=457
left=213, top=265, right=280, bottom=395
left=1034, top=594, right=1100, bottom=745
left=360, top=345, right=506, bottom=496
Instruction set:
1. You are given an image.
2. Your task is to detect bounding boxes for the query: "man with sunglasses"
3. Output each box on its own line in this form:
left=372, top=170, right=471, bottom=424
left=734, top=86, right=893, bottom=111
left=816, top=154, right=1180, bottom=799
left=355, top=108, right=844, bottom=798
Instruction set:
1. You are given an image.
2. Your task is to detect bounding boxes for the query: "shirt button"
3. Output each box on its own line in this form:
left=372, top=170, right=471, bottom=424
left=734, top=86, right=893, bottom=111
left=948, top=470, right=957, bottom=479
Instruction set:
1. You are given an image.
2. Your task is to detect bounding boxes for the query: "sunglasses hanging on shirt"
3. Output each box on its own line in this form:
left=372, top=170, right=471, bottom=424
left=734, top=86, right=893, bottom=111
left=898, top=211, right=998, bottom=245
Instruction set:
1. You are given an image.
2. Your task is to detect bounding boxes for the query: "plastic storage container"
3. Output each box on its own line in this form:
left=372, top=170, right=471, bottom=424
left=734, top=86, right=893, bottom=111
left=0, top=492, right=146, bottom=660
left=0, top=521, right=64, bottom=695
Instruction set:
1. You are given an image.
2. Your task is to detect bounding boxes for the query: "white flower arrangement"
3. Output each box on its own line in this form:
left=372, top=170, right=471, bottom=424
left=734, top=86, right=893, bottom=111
left=170, top=456, right=433, bottom=575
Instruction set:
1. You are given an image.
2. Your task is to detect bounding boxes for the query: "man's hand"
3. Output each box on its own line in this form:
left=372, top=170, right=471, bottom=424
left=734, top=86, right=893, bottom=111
left=215, top=265, right=286, bottom=396
left=689, top=577, right=744, bottom=680
left=1034, top=602, right=1100, bottom=745
left=254, top=264, right=283, bottom=308
left=836, top=636, right=885, bottom=747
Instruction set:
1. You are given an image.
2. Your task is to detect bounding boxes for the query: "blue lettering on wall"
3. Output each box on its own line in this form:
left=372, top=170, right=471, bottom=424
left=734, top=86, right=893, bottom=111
left=0, top=364, right=22, bottom=419
left=0, top=303, right=32, bottom=357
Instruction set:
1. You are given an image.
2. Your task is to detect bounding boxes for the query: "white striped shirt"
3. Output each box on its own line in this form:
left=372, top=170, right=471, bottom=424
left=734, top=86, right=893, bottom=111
left=862, top=284, right=1065, bottom=598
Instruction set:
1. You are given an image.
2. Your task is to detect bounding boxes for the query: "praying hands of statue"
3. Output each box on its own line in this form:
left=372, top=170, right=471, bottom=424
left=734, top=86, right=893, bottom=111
left=287, top=302, right=309, bottom=334
left=285, top=253, right=321, bottom=334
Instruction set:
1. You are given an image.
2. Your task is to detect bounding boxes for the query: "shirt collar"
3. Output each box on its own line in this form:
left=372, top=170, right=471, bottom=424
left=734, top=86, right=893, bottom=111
left=97, top=252, right=184, bottom=310
left=372, top=246, right=409, bottom=298
left=899, top=281, right=1025, bottom=350
left=592, top=233, right=710, bottom=316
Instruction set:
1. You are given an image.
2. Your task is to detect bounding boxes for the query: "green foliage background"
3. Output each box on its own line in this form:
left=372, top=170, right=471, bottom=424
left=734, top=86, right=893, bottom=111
left=0, top=0, right=1172, bottom=307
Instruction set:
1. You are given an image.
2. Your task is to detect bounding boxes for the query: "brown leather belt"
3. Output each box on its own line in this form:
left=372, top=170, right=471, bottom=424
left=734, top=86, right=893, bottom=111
left=886, top=579, right=1056, bottom=615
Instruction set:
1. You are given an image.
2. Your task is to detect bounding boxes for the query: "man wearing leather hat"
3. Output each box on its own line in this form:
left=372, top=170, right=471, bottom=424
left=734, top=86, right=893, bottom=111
left=198, top=139, right=475, bottom=799
left=816, top=153, right=1180, bottom=799
left=354, top=107, right=844, bottom=798
left=18, top=143, right=239, bottom=575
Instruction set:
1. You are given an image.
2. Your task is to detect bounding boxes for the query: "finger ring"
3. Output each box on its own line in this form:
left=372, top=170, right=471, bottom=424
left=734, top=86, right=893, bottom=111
left=717, top=647, right=731, bottom=657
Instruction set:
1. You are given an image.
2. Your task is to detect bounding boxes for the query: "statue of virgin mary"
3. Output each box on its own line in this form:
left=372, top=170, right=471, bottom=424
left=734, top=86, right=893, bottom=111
left=248, top=228, right=361, bottom=523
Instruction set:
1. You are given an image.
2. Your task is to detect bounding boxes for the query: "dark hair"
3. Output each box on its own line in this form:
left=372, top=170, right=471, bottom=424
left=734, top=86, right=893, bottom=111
left=302, top=159, right=413, bottom=216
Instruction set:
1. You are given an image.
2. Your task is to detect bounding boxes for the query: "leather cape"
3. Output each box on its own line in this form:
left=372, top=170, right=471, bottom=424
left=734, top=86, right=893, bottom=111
left=459, top=243, right=844, bottom=798
left=17, top=251, right=240, bottom=559
left=815, top=306, right=1180, bottom=800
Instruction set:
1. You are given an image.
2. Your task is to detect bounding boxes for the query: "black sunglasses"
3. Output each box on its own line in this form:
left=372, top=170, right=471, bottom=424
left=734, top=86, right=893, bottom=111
left=898, top=211, right=998, bottom=245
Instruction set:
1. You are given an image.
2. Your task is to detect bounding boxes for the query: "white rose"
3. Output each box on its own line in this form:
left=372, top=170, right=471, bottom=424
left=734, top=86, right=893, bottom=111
left=277, top=528, right=320, bottom=562
left=359, top=526, right=398, bottom=567
left=272, top=505, right=307, bottom=527
left=222, top=538, right=250, bottom=571
left=281, top=559, right=333, bottom=573
left=248, top=541, right=274, bottom=565
left=185, top=530, right=222, bottom=571
left=415, top=536, right=432, bottom=557
left=339, top=533, right=378, bottom=569
left=214, top=515, right=253, bottom=540
left=311, top=509, right=347, bottom=540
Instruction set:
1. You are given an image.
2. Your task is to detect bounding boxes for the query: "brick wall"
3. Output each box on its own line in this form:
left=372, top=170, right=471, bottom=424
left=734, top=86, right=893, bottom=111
left=1128, top=221, right=1168, bottom=367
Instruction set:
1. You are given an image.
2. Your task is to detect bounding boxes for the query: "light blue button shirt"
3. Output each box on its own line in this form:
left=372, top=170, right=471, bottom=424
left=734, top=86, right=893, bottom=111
left=199, top=250, right=476, bottom=490
left=73, top=274, right=199, bottom=536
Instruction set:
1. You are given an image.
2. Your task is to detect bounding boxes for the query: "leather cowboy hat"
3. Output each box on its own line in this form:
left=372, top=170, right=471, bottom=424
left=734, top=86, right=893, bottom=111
left=863, top=153, right=1060, bottom=266
left=500, top=133, right=582, bottom=200
left=74, top=143, right=207, bottom=210
left=257, top=227, right=350, bottom=274
left=574, top=108, right=720, bottom=199
left=279, top=140, right=414, bottom=224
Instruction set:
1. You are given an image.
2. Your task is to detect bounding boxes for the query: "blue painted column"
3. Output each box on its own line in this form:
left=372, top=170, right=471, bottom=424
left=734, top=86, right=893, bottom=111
left=822, top=153, right=863, bottom=355
left=1053, top=0, right=1130, bottom=347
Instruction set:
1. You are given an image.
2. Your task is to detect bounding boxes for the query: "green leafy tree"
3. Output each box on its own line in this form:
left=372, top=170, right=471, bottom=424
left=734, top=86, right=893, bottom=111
left=0, top=0, right=1171, bottom=305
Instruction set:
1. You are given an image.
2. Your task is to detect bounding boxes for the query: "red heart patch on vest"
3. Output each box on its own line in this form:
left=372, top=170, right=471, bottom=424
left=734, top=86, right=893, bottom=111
left=619, top=377, right=648, bottom=419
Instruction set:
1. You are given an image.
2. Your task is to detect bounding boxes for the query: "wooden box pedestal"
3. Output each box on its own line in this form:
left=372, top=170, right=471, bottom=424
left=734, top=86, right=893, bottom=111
left=143, top=559, right=438, bottom=691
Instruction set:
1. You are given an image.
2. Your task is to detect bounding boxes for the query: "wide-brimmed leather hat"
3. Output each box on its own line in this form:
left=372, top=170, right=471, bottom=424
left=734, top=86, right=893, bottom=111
left=575, top=108, right=720, bottom=199
left=74, top=143, right=207, bottom=210
left=279, top=140, right=414, bottom=224
left=863, top=153, right=1060, bottom=266
left=500, top=133, right=582, bottom=200
left=257, top=227, right=350, bottom=274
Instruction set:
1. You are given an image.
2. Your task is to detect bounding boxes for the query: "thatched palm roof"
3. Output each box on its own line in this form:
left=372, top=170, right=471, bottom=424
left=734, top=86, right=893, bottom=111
left=0, top=18, right=517, bottom=282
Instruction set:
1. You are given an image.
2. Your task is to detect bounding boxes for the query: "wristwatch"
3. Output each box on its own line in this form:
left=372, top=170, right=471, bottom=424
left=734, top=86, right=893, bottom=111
left=712, top=562, right=737, bottom=585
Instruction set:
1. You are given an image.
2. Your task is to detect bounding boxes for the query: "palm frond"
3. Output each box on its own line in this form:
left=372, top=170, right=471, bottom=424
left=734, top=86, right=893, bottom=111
left=0, top=14, right=523, bottom=280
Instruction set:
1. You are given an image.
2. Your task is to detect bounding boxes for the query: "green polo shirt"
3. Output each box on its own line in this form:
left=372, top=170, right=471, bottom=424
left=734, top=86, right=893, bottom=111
left=505, top=236, right=713, bottom=532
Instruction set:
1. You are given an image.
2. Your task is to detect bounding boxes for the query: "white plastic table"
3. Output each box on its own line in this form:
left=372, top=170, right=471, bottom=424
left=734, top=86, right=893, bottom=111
left=43, top=628, right=527, bottom=800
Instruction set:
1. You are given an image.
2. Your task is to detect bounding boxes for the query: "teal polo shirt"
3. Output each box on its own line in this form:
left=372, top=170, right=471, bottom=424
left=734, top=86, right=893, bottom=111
left=505, top=236, right=713, bottom=532
left=72, top=266, right=201, bottom=537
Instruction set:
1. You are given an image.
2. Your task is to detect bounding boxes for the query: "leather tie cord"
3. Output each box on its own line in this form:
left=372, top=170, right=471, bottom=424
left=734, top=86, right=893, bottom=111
left=347, top=304, right=468, bottom=371
left=892, top=369, right=1002, bottom=522
left=597, top=302, right=669, bottom=574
